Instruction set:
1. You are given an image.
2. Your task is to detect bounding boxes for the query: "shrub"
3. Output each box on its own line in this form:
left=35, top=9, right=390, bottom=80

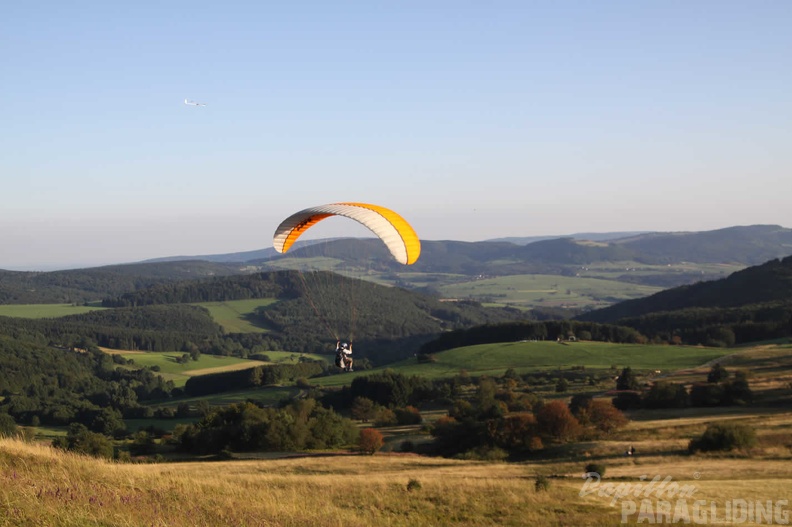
left=406, top=478, right=422, bottom=492
left=689, top=423, right=757, bottom=453
left=374, top=408, right=397, bottom=427
left=0, top=414, right=17, bottom=437
left=555, top=378, right=569, bottom=392
left=394, top=406, right=422, bottom=425
left=587, top=400, right=628, bottom=433
left=535, top=475, right=551, bottom=492
left=707, top=363, right=729, bottom=383
left=358, top=428, right=384, bottom=455
left=535, top=401, right=581, bottom=442
left=584, top=463, right=606, bottom=478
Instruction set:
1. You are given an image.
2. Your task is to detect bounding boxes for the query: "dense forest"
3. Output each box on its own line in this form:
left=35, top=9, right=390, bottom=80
left=0, top=332, right=176, bottom=429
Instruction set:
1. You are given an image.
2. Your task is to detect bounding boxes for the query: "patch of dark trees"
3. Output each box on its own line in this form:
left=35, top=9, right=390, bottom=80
left=176, top=399, right=359, bottom=455
left=597, top=302, right=792, bottom=347
left=611, top=365, right=754, bottom=411
left=183, top=361, right=327, bottom=396
left=0, top=333, right=177, bottom=431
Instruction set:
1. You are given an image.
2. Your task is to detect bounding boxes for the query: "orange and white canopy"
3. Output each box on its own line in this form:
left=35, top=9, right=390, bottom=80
left=272, top=202, right=421, bottom=265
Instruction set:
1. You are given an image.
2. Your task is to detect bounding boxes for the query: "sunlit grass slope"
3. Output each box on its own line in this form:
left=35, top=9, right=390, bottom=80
left=2, top=434, right=790, bottom=527
left=105, top=350, right=265, bottom=387
left=191, top=299, right=278, bottom=333
left=312, top=341, right=731, bottom=387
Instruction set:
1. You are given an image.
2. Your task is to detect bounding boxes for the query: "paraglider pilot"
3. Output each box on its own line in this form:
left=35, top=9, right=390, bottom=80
left=335, top=341, right=354, bottom=372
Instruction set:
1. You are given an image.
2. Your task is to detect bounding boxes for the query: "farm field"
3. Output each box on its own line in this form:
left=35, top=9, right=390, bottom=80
left=437, top=274, right=662, bottom=309
left=575, top=261, right=744, bottom=281
left=0, top=303, right=105, bottom=318
left=191, top=299, right=279, bottom=333
left=105, top=350, right=265, bottom=387
left=310, top=340, right=731, bottom=387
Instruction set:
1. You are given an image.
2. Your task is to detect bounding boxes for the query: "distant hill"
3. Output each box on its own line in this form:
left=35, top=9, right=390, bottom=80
left=139, top=225, right=792, bottom=271
left=0, top=261, right=246, bottom=304
left=580, top=255, right=792, bottom=322
left=578, top=255, right=792, bottom=345
left=140, top=239, right=328, bottom=264
left=3, top=225, right=792, bottom=308
left=613, top=225, right=792, bottom=265
left=488, top=231, right=651, bottom=245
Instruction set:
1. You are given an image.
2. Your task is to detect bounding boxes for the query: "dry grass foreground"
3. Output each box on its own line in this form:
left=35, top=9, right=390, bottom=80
left=1, top=437, right=791, bottom=527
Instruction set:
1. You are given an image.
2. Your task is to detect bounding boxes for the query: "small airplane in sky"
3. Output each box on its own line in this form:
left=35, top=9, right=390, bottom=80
left=184, top=98, right=206, bottom=106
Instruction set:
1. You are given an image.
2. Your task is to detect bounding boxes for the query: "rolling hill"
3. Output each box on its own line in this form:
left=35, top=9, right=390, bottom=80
left=2, top=225, right=792, bottom=311
left=577, top=255, right=792, bottom=346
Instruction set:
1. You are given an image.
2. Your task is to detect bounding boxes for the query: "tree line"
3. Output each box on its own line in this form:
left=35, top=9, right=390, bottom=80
left=419, top=320, right=646, bottom=354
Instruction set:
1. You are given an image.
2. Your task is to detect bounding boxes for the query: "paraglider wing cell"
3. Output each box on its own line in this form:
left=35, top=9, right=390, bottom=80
left=272, top=202, right=421, bottom=265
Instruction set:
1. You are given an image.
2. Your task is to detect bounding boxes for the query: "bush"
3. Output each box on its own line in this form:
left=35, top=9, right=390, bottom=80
left=689, top=423, right=757, bottom=453
left=587, top=400, right=628, bottom=433
left=394, top=406, right=422, bottom=425
left=0, top=414, right=17, bottom=437
left=406, top=478, right=422, bottom=492
left=584, top=463, right=606, bottom=478
left=535, top=401, right=581, bottom=442
left=358, top=428, right=384, bottom=455
left=535, top=475, right=551, bottom=492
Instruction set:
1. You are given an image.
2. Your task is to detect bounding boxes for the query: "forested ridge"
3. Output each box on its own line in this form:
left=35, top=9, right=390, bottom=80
left=101, top=271, right=302, bottom=307
left=0, top=261, right=244, bottom=304
left=0, top=305, right=223, bottom=353
left=578, top=255, right=792, bottom=345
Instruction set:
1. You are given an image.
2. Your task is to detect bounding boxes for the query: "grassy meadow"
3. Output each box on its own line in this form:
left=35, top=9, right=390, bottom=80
left=0, top=303, right=105, bottom=318
left=191, top=299, right=278, bottom=333
left=2, top=407, right=791, bottom=527
left=105, top=350, right=266, bottom=387
left=311, top=340, right=731, bottom=387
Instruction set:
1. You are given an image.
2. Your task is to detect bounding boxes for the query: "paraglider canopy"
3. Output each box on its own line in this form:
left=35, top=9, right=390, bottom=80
left=272, top=202, right=421, bottom=265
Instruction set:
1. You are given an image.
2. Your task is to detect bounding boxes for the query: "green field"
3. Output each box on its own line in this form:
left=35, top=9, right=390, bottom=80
left=191, top=299, right=279, bottom=333
left=310, top=340, right=730, bottom=386
left=437, top=273, right=662, bottom=309
left=576, top=260, right=744, bottom=281
left=112, top=351, right=265, bottom=387
left=0, top=303, right=105, bottom=318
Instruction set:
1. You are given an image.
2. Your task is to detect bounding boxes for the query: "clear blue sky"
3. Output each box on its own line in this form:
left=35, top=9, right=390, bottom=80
left=3, top=1, right=791, bottom=270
